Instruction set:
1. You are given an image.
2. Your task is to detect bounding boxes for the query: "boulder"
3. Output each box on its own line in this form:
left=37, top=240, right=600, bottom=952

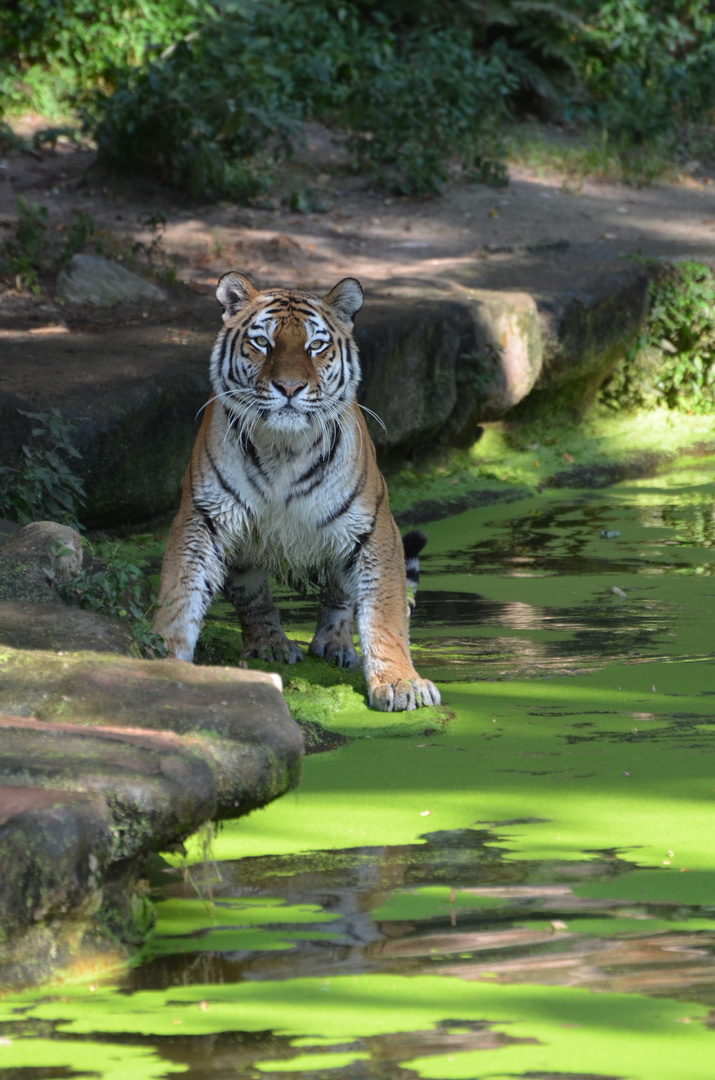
left=57, top=254, right=167, bottom=307
left=0, top=520, right=82, bottom=604
left=517, top=257, right=651, bottom=415
left=0, top=649, right=303, bottom=818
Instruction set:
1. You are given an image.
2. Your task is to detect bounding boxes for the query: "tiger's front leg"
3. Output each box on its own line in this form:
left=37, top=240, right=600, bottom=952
left=225, top=564, right=303, bottom=664
left=351, top=518, right=441, bottom=712
left=154, top=501, right=228, bottom=662
left=309, top=571, right=360, bottom=668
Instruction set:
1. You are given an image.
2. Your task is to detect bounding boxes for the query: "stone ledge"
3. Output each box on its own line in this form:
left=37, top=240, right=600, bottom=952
left=0, top=652, right=304, bottom=987
left=0, top=253, right=649, bottom=527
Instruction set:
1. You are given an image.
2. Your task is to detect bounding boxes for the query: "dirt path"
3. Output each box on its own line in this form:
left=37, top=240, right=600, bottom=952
left=2, top=121, right=715, bottom=319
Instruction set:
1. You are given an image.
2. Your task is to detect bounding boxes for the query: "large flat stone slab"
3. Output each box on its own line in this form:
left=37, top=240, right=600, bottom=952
left=0, top=648, right=303, bottom=813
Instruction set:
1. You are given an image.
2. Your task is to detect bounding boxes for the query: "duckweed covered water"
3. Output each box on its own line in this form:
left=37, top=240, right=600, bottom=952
left=2, top=464, right=715, bottom=1079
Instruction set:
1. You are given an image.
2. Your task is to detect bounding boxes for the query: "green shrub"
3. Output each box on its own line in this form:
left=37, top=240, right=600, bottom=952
left=0, top=0, right=212, bottom=116
left=59, top=550, right=166, bottom=657
left=0, top=409, right=86, bottom=527
left=600, top=261, right=715, bottom=414
left=343, top=27, right=511, bottom=193
left=581, top=1, right=715, bottom=149
left=87, top=1, right=513, bottom=197
left=1, top=196, right=48, bottom=290
left=3, top=1, right=715, bottom=197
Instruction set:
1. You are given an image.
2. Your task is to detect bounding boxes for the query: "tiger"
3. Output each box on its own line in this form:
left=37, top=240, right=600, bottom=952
left=154, top=271, right=441, bottom=712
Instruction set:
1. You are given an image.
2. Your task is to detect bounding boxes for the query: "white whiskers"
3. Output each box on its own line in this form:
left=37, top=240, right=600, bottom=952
left=358, top=403, right=387, bottom=433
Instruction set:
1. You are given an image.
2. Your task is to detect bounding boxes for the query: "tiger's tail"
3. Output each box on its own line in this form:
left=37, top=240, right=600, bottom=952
left=402, top=529, right=428, bottom=617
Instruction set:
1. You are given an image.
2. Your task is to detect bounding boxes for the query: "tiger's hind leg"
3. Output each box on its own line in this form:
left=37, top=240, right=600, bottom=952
left=309, top=572, right=360, bottom=668
left=225, top=565, right=303, bottom=664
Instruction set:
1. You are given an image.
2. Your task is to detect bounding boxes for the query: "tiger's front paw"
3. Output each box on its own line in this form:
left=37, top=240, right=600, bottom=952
left=369, top=677, right=441, bottom=712
left=242, top=635, right=304, bottom=664
left=309, top=636, right=361, bottom=668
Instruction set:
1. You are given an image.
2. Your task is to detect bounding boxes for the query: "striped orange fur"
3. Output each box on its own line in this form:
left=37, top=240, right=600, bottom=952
left=154, top=272, right=440, bottom=712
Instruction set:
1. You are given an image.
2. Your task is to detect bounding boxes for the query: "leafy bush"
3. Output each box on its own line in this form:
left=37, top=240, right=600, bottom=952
left=3, top=1, right=715, bottom=196
left=580, top=1, right=715, bottom=149
left=87, top=1, right=513, bottom=196
left=0, top=405, right=164, bottom=655
left=0, top=0, right=212, bottom=116
left=1, top=196, right=48, bottom=290
left=600, top=261, right=715, bottom=414
left=343, top=27, right=512, bottom=192
left=0, top=409, right=86, bottom=527
left=59, top=550, right=166, bottom=657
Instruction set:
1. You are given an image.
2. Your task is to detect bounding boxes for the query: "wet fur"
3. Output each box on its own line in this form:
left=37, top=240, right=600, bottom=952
left=154, top=272, right=440, bottom=712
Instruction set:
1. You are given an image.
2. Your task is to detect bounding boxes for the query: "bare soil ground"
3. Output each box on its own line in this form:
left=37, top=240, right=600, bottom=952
left=2, top=118, right=715, bottom=391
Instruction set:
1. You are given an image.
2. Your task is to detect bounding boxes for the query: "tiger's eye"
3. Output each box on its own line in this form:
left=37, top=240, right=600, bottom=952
left=253, top=335, right=269, bottom=348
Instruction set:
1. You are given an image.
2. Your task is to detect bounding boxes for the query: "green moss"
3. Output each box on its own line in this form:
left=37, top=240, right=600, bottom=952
left=387, top=407, right=715, bottom=516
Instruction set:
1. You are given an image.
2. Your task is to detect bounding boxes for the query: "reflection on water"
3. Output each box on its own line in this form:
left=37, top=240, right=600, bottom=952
left=422, top=494, right=715, bottom=577
left=410, top=590, right=679, bottom=680
left=131, top=829, right=715, bottom=998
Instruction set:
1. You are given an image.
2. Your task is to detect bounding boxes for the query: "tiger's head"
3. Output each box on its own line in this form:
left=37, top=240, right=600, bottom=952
left=211, top=272, right=364, bottom=439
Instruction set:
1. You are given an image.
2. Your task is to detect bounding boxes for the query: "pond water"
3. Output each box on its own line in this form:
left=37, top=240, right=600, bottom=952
left=2, top=464, right=715, bottom=1080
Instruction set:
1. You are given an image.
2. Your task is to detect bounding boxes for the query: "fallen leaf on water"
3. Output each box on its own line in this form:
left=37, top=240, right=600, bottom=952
left=562, top=452, right=575, bottom=463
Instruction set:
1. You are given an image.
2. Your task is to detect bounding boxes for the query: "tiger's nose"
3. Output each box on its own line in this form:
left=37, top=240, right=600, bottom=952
left=272, top=379, right=307, bottom=398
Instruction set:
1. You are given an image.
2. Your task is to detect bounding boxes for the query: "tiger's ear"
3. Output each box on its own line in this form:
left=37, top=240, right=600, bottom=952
left=216, top=272, right=258, bottom=321
left=324, top=277, right=364, bottom=324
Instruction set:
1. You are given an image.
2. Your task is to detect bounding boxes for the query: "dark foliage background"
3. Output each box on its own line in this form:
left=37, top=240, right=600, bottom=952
left=2, top=2, right=714, bottom=195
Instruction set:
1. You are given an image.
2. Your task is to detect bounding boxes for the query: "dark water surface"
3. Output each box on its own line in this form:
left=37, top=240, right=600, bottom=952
left=2, top=470, right=715, bottom=1079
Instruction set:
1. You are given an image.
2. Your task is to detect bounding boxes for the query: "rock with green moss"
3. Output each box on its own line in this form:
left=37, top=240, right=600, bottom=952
left=0, top=649, right=304, bottom=988
left=0, top=520, right=82, bottom=604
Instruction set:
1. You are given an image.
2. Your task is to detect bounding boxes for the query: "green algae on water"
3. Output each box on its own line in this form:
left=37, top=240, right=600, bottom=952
left=1, top=976, right=713, bottom=1080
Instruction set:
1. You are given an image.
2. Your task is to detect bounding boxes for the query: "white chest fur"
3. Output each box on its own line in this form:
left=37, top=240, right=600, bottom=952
left=205, top=407, right=369, bottom=574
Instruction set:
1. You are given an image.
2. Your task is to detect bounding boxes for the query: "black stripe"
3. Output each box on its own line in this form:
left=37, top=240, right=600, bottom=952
left=217, top=327, right=230, bottom=370
left=326, top=421, right=342, bottom=465
left=285, top=427, right=336, bottom=507
left=320, top=457, right=368, bottom=528
left=295, top=452, right=325, bottom=488
left=205, top=444, right=253, bottom=515
left=188, top=464, right=222, bottom=561
left=402, top=529, right=427, bottom=560
left=244, top=437, right=271, bottom=494
left=228, top=326, right=243, bottom=381
left=344, top=484, right=383, bottom=571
